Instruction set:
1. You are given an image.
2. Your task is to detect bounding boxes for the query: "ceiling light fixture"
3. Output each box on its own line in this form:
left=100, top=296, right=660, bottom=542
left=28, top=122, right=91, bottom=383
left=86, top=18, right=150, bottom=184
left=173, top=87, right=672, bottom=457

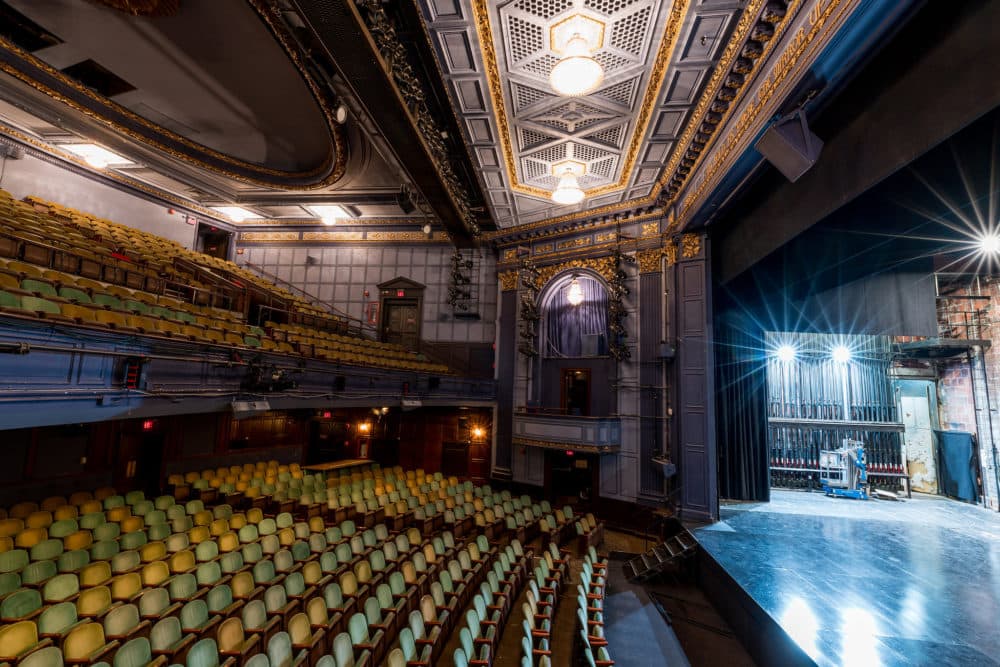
left=549, top=13, right=605, bottom=97
left=551, top=160, right=586, bottom=205
left=567, top=276, right=584, bottom=306
left=308, top=204, right=352, bottom=226
left=62, top=143, right=132, bottom=169
left=211, top=206, right=260, bottom=223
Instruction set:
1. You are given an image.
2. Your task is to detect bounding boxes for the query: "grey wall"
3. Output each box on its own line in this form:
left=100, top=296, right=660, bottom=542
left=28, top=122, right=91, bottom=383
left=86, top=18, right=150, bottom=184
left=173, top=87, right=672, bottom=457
left=237, top=244, right=497, bottom=344
left=797, top=271, right=937, bottom=337
left=0, top=154, right=198, bottom=248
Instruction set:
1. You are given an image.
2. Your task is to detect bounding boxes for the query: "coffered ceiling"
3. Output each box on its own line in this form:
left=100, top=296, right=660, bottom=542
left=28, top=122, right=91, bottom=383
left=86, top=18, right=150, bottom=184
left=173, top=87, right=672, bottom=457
left=419, top=0, right=745, bottom=228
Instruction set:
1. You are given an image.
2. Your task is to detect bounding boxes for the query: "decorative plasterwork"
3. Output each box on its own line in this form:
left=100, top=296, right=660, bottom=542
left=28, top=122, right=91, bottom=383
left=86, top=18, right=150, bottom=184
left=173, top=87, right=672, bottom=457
left=680, top=232, right=701, bottom=258
left=636, top=248, right=663, bottom=273
left=533, top=256, right=617, bottom=290
left=419, top=0, right=749, bottom=228
left=512, top=436, right=620, bottom=454
left=499, top=271, right=519, bottom=291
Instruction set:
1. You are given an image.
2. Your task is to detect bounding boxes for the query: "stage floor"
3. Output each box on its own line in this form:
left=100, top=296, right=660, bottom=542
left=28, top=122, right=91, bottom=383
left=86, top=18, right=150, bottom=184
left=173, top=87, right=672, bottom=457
left=694, top=490, right=1000, bottom=666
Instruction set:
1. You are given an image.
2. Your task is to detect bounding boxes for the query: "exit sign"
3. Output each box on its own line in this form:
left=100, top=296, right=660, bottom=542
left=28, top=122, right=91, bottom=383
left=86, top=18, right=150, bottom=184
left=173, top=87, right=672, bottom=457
left=396, top=289, right=405, bottom=297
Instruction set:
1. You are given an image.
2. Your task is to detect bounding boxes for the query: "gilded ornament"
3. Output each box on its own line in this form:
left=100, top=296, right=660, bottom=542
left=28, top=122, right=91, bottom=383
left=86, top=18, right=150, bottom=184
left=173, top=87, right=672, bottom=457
left=533, top=257, right=616, bottom=291
left=636, top=248, right=663, bottom=273
left=681, top=233, right=702, bottom=259
left=499, top=271, right=519, bottom=291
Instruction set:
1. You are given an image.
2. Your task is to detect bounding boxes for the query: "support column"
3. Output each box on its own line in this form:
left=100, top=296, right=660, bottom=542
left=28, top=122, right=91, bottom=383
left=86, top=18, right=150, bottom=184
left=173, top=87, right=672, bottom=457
left=493, top=272, right=518, bottom=479
left=637, top=249, right=666, bottom=498
left=673, top=234, right=718, bottom=521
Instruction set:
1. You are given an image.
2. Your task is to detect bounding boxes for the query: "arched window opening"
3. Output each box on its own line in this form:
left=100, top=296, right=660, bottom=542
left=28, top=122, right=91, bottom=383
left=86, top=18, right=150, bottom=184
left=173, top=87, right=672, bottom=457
left=541, top=273, right=609, bottom=358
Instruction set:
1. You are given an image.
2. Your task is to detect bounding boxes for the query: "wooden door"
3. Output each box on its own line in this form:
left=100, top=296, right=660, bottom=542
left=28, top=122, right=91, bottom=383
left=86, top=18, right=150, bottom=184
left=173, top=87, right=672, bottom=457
left=382, top=299, right=420, bottom=349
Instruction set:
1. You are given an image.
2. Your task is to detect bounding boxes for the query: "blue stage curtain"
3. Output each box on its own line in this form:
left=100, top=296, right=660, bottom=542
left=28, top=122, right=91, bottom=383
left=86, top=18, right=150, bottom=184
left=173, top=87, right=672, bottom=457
left=544, top=276, right=608, bottom=357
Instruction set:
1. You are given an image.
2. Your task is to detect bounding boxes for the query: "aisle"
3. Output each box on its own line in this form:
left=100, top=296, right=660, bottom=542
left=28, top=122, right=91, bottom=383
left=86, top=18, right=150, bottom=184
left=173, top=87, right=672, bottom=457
left=603, top=556, right=689, bottom=667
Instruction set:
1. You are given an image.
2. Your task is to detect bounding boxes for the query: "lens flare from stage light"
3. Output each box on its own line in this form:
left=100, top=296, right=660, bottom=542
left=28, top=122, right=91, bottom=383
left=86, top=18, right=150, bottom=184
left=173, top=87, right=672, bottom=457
left=978, top=233, right=1000, bottom=254
left=775, top=344, right=797, bottom=362
left=832, top=345, right=852, bottom=363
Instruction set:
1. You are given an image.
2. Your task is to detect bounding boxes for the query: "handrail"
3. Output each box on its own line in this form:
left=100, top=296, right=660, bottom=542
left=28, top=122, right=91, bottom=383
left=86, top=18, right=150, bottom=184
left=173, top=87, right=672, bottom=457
left=0, top=229, right=242, bottom=311
left=243, top=261, right=376, bottom=336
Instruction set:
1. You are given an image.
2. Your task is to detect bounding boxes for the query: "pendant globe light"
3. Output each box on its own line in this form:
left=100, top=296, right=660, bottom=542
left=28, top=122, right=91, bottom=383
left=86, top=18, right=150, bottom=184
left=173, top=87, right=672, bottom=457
left=551, top=161, right=586, bottom=205
left=549, top=13, right=605, bottom=97
left=566, top=275, right=584, bottom=306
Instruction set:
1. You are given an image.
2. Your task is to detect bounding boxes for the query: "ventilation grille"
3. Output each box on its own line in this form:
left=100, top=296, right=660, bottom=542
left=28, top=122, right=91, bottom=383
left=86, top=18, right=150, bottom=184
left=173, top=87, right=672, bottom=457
left=527, top=143, right=568, bottom=163
left=522, top=54, right=559, bottom=77
left=515, top=0, right=574, bottom=20
left=507, top=15, right=544, bottom=63
left=512, top=83, right=553, bottom=112
left=584, top=125, right=627, bottom=148
left=519, top=128, right=557, bottom=150
left=571, top=143, right=614, bottom=162
left=611, top=6, right=652, bottom=56
left=584, top=0, right=642, bottom=16
left=595, top=78, right=639, bottom=108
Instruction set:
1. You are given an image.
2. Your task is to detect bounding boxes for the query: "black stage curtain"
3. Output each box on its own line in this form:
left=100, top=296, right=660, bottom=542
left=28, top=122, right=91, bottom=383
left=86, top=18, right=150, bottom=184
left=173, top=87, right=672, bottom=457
left=715, top=307, right=770, bottom=501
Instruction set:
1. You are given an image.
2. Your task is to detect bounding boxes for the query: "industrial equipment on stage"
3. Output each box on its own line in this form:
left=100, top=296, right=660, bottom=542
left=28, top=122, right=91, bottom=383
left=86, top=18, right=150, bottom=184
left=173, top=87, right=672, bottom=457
left=819, top=439, right=869, bottom=500
left=765, top=333, right=910, bottom=494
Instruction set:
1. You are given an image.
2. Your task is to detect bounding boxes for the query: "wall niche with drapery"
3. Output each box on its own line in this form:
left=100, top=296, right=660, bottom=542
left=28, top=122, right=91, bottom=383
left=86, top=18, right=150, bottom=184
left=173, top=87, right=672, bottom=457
left=541, top=273, right=609, bottom=358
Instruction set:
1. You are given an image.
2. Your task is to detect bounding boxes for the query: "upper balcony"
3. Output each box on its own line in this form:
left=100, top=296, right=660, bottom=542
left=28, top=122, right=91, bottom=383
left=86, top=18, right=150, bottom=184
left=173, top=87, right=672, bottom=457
left=513, top=408, right=621, bottom=454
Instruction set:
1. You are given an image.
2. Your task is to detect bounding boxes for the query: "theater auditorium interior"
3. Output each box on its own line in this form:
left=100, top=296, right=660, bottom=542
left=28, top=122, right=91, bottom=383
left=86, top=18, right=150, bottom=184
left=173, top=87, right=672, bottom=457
left=0, top=0, right=997, bottom=666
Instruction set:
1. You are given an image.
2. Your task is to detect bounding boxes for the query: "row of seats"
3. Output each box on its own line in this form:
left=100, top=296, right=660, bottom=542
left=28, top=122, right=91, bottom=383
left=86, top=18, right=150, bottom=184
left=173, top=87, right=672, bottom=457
left=1, top=192, right=451, bottom=374
left=0, top=460, right=569, bottom=666
left=575, top=549, right=613, bottom=666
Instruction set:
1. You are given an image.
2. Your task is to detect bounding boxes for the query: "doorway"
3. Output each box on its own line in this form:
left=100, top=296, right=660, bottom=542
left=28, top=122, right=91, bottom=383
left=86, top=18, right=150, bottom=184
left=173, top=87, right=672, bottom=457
left=382, top=299, right=421, bottom=349
left=117, top=430, right=166, bottom=496
left=561, top=368, right=591, bottom=415
left=196, top=223, right=232, bottom=260
left=544, top=449, right=599, bottom=508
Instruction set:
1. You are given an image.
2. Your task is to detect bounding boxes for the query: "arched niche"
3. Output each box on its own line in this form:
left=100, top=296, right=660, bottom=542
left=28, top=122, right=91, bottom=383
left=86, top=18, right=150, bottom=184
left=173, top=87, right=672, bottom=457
left=530, top=271, right=617, bottom=416
left=537, top=271, right=610, bottom=358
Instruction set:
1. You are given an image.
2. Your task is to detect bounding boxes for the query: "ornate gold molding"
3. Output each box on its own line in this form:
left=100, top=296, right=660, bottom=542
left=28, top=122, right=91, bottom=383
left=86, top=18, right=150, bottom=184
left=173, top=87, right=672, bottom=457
left=241, top=232, right=300, bottom=242
left=534, top=257, right=617, bottom=291
left=499, top=271, right=518, bottom=291
left=485, top=206, right=664, bottom=243
left=469, top=0, right=691, bottom=200
left=512, top=436, right=620, bottom=454
left=676, top=0, right=848, bottom=224
left=664, top=240, right=678, bottom=267
left=636, top=248, right=663, bottom=274
left=681, top=233, right=702, bottom=259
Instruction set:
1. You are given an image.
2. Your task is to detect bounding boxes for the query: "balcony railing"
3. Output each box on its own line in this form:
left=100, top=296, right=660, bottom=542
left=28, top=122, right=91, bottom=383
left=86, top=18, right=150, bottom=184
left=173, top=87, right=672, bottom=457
left=513, top=409, right=621, bottom=454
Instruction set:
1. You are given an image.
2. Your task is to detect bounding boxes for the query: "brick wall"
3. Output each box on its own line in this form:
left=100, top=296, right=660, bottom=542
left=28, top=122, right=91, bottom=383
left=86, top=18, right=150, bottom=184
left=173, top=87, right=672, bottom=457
left=935, top=278, right=1000, bottom=508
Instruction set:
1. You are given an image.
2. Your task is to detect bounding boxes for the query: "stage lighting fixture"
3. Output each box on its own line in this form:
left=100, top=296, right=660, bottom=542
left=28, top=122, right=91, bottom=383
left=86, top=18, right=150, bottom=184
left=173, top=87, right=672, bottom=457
left=832, top=345, right=851, bottom=363
left=979, top=233, right=1000, bottom=254
left=776, top=344, right=796, bottom=362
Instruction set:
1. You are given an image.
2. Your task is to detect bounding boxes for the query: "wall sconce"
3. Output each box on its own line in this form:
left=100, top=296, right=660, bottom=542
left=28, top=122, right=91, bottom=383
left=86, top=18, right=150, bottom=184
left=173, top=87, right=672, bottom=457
left=358, top=421, right=372, bottom=434
left=471, top=426, right=486, bottom=441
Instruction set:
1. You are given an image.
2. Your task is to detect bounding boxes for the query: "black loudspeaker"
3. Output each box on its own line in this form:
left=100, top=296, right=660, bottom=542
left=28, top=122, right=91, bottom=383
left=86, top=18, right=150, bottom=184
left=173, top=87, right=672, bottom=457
left=755, top=110, right=823, bottom=182
left=428, top=377, right=440, bottom=390
left=333, top=376, right=346, bottom=391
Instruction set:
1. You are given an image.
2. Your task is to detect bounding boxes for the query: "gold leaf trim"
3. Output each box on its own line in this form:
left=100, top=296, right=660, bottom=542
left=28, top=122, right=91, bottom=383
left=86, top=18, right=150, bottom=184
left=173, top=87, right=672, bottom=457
left=680, top=233, right=701, bottom=259
left=499, top=271, right=518, bottom=291
left=469, top=0, right=691, bottom=199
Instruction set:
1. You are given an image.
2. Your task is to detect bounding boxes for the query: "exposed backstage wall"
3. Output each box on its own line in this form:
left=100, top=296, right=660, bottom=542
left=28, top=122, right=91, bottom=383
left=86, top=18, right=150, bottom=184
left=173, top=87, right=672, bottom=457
left=0, top=153, right=198, bottom=247
left=235, top=243, right=497, bottom=345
